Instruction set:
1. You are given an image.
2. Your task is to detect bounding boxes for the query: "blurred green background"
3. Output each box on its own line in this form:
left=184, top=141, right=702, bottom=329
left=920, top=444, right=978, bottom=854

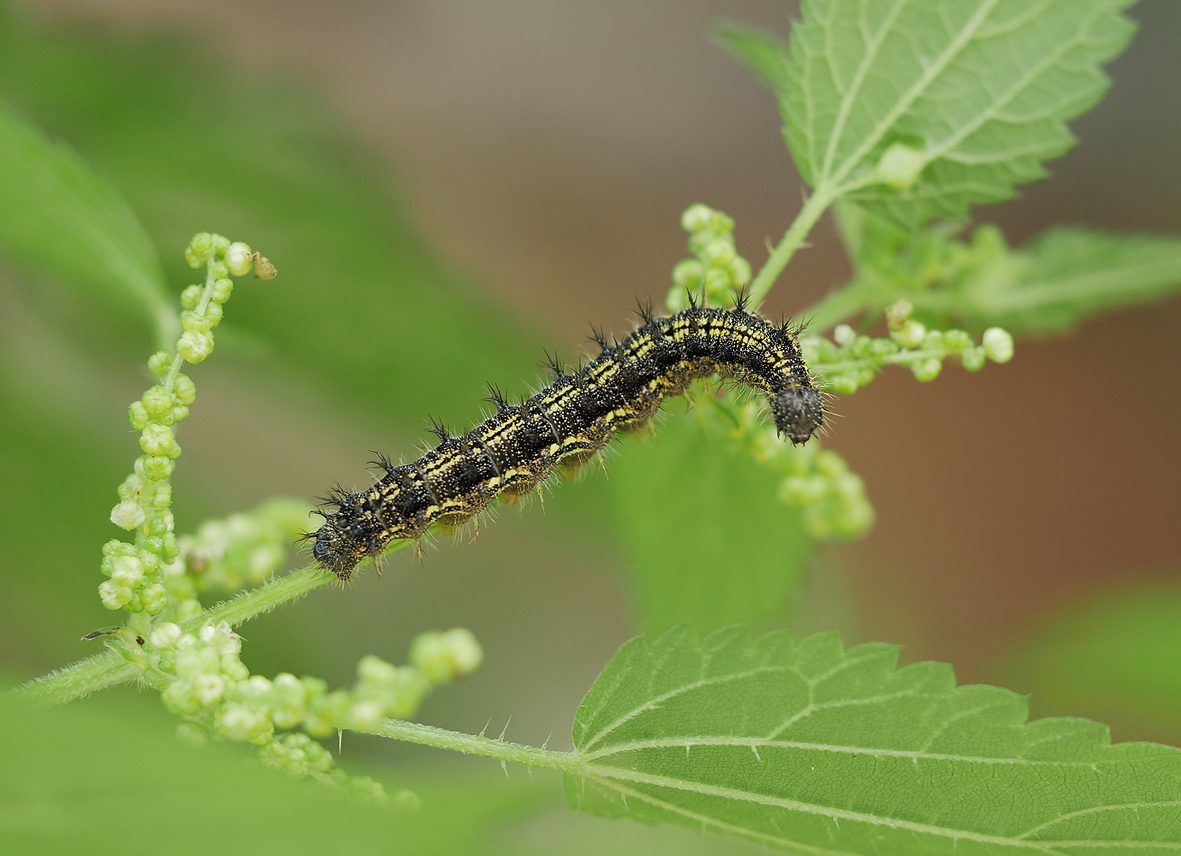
left=1, top=1, right=1179, bottom=853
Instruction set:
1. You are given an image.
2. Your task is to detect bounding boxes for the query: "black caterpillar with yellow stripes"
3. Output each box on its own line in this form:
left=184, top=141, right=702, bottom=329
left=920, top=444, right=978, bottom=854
left=311, top=296, right=824, bottom=580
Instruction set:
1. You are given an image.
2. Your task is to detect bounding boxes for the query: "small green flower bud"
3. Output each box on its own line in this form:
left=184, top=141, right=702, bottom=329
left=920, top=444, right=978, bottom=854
left=440, top=628, right=483, bottom=678
left=203, top=301, right=224, bottom=326
left=140, top=424, right=178, bottom=458
left=185, top=233, right=214, bottom=269
left=142, top=386, right=173, bottom=418
left=147, top=484, right=172, bottom=511
left=702, top=267, right=730, bottom=294
left=833, top=324, right=856, bottom=347
left=701, top=239, right=735, bottom=267
left=664, top=285, right=692, bottom=314
left=708, top=209, right=735, bottom=234
left=217, top=703, right=272, bottom=744
left=212, top=234, right=231, bottom=253
left=827, top=374, right=860, bottom=396
left=346, top=700, right=383, bottom=730
left=672, top=259, right=705, bottom=290
left=150, top=622, right=182, bottom=648
left=960, top=347, right=986, bottom=372
left=99, top=580, right=133, bottom=610
left=180, top=310, right=211, bottom=334
left=728, top=256, right=751, bottom=286
left=142, top=455, right=174, bottom=482
left=350, top=777, right=388, bottom=803
left=110, top=500, right=146, bottom=531
left=890, top=319, right=926, bottom=349
left=681, top=203, right=714, bottom=233
left=141, top=580, right=167, bottom=613
left=210, top=278, right=234, bottom=304
left=148, top=351, right=172, bottom=376
left=943, top=329, right=972, bottom=352
left=178, top=330, right=214, bottom=363
left=226, top=242, right=254, bottom=277
left=982, top=327, right=1014, bottom=363
left=779, top=475, right=826, bottom=505
left=180, top=284, right=204, bottom=310
left=128, top=400, right=150, bottom=430
left=912, top=357, right=943, bottom=382
left=814, top=450, right=848, bottom=478
left=167, top=406, right=189, bottom=425
left=687, top=229, right=717, bottom=257
left=110, top=555, right=144, bottom=586
left=172, top=373, right=197, bottom=405
left=921, top=329, right=945, bottom=350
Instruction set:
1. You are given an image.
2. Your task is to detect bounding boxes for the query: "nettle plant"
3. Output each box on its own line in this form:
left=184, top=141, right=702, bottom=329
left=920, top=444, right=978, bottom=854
left=17, top=1, right=1181, bottom=851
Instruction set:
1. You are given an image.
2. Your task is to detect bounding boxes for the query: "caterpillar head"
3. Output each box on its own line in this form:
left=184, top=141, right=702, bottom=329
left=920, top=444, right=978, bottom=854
left=771, top=386, right=824, bottom=445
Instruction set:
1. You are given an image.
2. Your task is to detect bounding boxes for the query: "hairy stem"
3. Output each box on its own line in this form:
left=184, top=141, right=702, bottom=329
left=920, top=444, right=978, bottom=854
left=360, top=718, right=581, bottom=774
left=18, top=564, right=340, bottom=704
left=748, top=186, right=835, bottom=306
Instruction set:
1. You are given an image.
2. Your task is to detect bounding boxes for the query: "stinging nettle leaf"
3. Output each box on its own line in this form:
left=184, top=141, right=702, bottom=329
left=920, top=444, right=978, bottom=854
left=0, top=100, right=173, bottom=345
left=715, top=24, right=792, bottom=94
left=609, top=400, right=812, bottom=635
left=955, top=226, right=1181, bottom=334
left=780, top=0, right=1137, bottom=226
left=567, top=627, right=1181, bottom=853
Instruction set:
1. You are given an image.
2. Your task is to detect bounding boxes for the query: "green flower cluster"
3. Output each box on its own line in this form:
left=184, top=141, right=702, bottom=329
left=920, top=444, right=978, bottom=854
left=151, top=619, right=483, bottom=795
left=666, top=203, right=753, bottom=310
left=852, top=217, right=1010, bottom=297
left=721, top=399, right=875, bottom=540
left=806, top=300, right=1014, bottom=395
left=179, top=498, right=314, bottom=595
left=101, top=234, right=267, bottom=635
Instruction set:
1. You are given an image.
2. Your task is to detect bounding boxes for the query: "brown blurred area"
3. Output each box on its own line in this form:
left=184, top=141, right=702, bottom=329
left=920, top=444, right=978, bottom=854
left=28, top=0, right=1181, bottom=729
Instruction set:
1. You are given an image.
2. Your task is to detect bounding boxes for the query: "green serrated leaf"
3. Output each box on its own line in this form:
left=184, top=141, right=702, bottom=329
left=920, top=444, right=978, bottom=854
left=949, top=226, right=1181, bottom=334
left=781, top=0, right=1136, bottom=226
left=0, top=99, right=172, bottom=345
left=608, top=399, right=811, bottom=633
left=567, top=627, right=1181, bottom=853
left=715, top=25, right=791, bottom=93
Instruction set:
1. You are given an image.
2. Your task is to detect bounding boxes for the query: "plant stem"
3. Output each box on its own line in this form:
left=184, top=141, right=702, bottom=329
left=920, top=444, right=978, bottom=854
left=17, top=564, right=341, bottom=704
left=361, top=719, right=581, bottom=774
left=796, top=278, right=877, bottom=332
left=748, top=186, right=835, bottom=307
left=810, top=345, right=947, bottom=378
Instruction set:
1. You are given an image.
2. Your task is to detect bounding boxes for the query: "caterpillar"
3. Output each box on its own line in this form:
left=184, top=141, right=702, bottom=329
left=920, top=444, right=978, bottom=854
left=310, top=296, right=824, bottom=580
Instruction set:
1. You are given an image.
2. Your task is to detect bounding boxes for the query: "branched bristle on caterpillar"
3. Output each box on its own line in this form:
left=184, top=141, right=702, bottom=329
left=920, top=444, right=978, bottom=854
left=310, top=304, right=824, bottom=580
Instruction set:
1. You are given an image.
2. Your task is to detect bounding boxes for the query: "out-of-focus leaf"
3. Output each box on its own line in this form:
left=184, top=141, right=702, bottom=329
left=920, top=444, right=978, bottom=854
left=0, top=99, right=172, bottom=345
left=1000, top=584, right=1181, bottom=742
left=942, top=226, right=1181, bottom=334
left=568, top=627, right=1181, bottom=853
left=0, top=688, right=553, bottom=856
left=608, top=400, right=811, bottom=633
left=826, top=208, right=1181, bottom=335
left=714, top=25, right=790, bottom=93
left=0, top=2, right=534, bottom=427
